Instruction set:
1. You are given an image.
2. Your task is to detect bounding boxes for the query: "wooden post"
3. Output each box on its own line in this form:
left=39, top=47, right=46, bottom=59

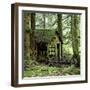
left=57, top=44, right=60, bottom=60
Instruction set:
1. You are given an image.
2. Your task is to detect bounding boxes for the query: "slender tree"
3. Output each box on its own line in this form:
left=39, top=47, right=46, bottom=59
left=43, top=14, right=46, bottom=29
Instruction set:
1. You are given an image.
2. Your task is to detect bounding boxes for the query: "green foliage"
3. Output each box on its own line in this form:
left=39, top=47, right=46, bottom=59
left=24, top=59, right=39, bottom=70
left=35, top=13, right=57, bottom=29
left=23, top=12, right=81, bottom=77
left=62, top=65, right=80, bottom=75
left=24, top=65, right=80, bottom=77
left=24, top=65, right=61, bottom=77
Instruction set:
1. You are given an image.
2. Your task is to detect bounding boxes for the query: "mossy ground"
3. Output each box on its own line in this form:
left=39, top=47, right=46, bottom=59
left=24, top=65, right=80, bottom=77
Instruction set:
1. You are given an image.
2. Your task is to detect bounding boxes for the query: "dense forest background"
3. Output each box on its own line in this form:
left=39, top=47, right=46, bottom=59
left=23, top=12, right=81, bottom=77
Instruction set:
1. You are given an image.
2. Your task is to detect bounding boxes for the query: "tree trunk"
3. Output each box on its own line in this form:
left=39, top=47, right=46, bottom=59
left=71, top=15, right=80, bottom=66
left=57, top=14, right=63, bottom=59
left=24, top=13, right=31, bottom=69
left=31, top=13, right=35, bottom=49
left=24, top=13, right=31, bottom=60
left=25, top=32, right=30, bottom=59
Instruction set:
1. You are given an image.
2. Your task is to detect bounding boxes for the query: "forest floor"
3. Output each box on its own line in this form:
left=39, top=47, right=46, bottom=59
left=24, top=65, right=80, bottom=77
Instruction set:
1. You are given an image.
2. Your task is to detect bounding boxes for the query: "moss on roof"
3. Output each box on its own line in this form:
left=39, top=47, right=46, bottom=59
left=34, top=29, right=56, bottom=43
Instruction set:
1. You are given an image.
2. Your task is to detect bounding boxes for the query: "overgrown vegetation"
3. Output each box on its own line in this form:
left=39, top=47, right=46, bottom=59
left=23, top=12, right=80, bottom=77
left=24, top=65, right=80, bottom=77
